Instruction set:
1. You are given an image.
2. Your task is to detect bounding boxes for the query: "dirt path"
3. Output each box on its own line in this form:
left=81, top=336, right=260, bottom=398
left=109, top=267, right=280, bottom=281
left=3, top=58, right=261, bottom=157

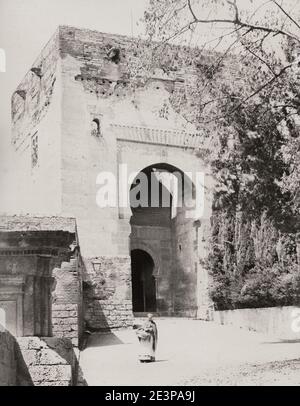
left=79, top=318, right=300, bottom=386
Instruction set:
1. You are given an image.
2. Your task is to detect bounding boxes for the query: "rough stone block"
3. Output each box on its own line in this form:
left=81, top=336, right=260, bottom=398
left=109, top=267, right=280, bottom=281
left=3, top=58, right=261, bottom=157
left=29, top=365, right=72, bottom=383
left=20, top=350, right=39, bottom=366
left=35, top=380, right=71, bottom=386
left=17, top=337, right=47, bottom=350
left=39, top=349, right=68, bottom=365
left=52, top=311, right=70, bottom=318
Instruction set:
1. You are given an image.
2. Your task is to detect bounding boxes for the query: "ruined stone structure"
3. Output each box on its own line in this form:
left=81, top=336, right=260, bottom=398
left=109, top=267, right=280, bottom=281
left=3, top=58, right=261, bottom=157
left=0, top=216, right=81, bottom=345
left=1, top=26, right=216, bottom=354
left=0, top=216, right=82, bottom=385
left=0, top=331, right=79, bottom=386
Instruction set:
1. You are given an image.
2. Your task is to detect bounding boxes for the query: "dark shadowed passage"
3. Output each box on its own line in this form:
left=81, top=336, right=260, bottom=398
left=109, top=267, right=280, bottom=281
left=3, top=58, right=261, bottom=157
left=131, top=249, right=156, bottom=313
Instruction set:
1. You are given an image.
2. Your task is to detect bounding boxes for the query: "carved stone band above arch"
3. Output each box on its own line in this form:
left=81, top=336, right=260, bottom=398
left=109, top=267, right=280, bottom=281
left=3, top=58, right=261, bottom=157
left=111, top=124, right=202, bottom=149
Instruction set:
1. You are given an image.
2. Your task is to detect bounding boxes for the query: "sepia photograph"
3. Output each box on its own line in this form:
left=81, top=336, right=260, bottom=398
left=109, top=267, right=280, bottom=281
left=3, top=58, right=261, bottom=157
left=0, top=0, right=300, bottom=390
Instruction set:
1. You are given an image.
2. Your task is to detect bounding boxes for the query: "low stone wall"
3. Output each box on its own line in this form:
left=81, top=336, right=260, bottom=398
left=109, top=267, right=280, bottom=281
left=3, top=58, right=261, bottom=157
left=0, top=330, right=17, bottom=386
left=214, top=306, right=300, bottom=339
left=17, top=337, right=77, bottom=386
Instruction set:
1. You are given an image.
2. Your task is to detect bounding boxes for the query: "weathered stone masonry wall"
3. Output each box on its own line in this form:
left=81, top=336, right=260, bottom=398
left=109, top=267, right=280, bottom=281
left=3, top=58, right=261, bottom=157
left=52, top=257, right=83, bottom=346
left=57, top=26, right=216, bottom=324
left=11, top=30, right=59, bottom=148
left=17, top=337, right=77, bottom=386
left=83, top=256, right=133, bottom=331
left=52, top=304, right=81, bottom=347
left=171, top=208, right=198, bottom=317
left=0, top=332, right=78, bottom=386
left=0, top=216, right=83, bottom=346
left=10, top=29, right=62, bottom=216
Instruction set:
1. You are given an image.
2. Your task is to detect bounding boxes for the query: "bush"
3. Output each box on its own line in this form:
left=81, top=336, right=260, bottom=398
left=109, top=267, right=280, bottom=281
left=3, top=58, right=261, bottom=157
left=209, top=273, right=233, bottom=310
left=210, top=262, right=300, bottom=310
left=208, top=208, right=300, bottom=310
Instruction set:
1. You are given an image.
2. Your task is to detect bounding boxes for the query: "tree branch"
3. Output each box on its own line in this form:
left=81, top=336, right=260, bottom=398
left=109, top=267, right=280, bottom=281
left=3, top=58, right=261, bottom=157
left=226, top=0, right=239, bottom=22
left=241, top=42, right=276, bottom=75
left=187, top=0, right=199, bottom=22
left=186, top=0, right=300, bottom=42
left=198, top=64, right=293, bottom=124
left=227, top=64, right=293, bottom=115
left=272, top=0, right=300, bottom=31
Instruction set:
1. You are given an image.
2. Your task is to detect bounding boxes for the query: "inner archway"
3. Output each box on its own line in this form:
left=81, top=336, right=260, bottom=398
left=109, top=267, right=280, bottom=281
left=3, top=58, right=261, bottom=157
left=131, top=249, right=156, bottom=313
left=129, top=162, right=199, bottom=316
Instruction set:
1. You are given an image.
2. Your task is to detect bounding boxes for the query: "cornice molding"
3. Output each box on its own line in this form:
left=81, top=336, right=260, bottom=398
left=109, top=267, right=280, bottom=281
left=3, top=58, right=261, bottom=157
left=0, top=248, right=59, bottom=257
left=111, top=124, right=202, bottom=149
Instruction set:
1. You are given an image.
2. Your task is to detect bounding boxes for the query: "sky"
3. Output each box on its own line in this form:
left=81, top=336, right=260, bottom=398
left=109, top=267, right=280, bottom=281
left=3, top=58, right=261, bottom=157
left=0, top=0, right=148, bottom=204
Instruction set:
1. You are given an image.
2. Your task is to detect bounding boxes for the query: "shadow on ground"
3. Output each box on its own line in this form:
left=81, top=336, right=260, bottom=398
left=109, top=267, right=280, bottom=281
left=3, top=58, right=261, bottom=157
left=86, top=332, right=126, bottom=348
left=262, top=338, right=300, bottom=344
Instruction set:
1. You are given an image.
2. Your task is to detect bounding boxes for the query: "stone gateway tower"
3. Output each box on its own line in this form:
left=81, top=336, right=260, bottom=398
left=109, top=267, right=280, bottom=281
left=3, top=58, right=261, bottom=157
left=9, top=26, right=215, bottom=338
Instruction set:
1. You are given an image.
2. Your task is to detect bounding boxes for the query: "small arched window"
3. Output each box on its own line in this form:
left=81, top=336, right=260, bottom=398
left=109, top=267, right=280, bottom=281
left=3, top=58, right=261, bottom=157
left=91, top=118, right=101, bottom=137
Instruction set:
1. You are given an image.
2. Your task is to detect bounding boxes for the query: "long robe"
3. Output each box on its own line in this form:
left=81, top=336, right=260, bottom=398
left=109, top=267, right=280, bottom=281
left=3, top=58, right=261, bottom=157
left=136, top=320, right=158, bottom=362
